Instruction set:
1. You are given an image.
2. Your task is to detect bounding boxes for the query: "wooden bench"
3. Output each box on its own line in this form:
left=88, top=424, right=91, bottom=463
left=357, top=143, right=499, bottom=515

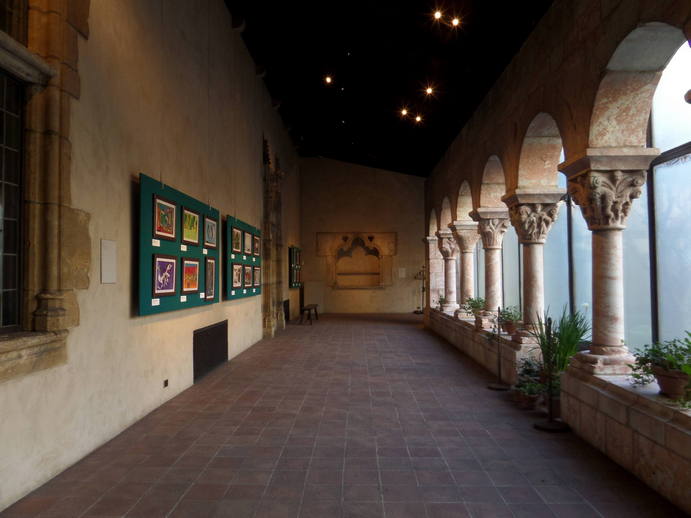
left=299, top=304, right=319, bottom=325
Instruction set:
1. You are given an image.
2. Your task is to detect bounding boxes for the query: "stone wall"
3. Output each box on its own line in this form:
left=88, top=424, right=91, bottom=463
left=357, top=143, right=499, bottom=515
left=562, top=369, right=691, bottom=513
left=0, top=0, right=300, bottom=510
left=301, top=158, right=425, bottom=313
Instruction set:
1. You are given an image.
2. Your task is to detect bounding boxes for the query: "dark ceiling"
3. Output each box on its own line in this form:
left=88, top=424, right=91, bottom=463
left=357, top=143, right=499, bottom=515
left=226, top=0, right=554, bottom=177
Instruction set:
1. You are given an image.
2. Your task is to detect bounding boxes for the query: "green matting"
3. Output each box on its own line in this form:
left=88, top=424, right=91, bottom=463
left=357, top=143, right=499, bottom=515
left=224, top=216, right=262, bottom=300
left=138, top=173, right=220, bottom=316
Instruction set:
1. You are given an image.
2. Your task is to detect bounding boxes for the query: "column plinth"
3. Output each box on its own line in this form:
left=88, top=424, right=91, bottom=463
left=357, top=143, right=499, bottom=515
left=436, top=229, right=460, bottom=312
left=503, top=191, right=564, bottom=326
left=471, top=208, right=509, bottom=312
left=562, top=147, right=658, bottom=374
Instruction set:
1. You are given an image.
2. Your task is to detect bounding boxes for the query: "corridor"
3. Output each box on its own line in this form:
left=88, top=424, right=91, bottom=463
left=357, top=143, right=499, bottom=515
left=2, top=315, right=683, bottom=518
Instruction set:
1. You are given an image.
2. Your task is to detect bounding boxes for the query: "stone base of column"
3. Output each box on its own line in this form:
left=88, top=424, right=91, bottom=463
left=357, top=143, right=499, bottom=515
left=570, top=349, right=635, bottom=375
left=442, top=303, right=459, bottom=314
left=453, top=308, right=473, bottom=320
left=510, top=330, right=537, bottom=345
left=474, top=315, right=494, bottom=331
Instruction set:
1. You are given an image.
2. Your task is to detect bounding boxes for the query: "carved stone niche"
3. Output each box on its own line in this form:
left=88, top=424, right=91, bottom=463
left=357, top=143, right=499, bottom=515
left=316, top=232, right=397, bottom=290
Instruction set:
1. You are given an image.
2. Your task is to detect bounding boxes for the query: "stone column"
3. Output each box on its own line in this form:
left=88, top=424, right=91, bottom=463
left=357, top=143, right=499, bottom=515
left=471, top=209, right=510, bottom=312
left=562, top=148, right=658, bottom=373
left=503, top=191, right=564, bottom=326
left=436, top=229, right=460, bottom=312
left=450, top=221, right=481, bottom=305
left=424, top=236, right=443, bottom=311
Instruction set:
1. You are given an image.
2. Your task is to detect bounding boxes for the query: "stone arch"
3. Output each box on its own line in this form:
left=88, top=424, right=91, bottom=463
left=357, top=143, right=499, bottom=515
left=479, top=155, right=506, bottom=208
left=428, top=210, right=437, bottom=236
left=439, top=197, right=453, bottom=230
left=589, top=22, right=687, bottom=148
left=516, top=113, right=563, bottom=190
left=455, top=181, right=473, bottom=221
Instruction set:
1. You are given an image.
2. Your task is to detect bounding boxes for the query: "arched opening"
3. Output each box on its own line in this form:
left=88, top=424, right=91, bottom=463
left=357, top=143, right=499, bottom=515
left=479, top=155, right=505, bottom=208
left=516, top=113, right=563, bottom=190
left=428, top=209, right=438, bottom=236
left=456, top=181, right=473, bottom=221
left=439, top=197, right=452, bottom=230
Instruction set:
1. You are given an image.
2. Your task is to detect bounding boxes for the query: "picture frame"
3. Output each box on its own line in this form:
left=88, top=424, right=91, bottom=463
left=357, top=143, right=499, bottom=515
left=253, top=266, right=261, bottom=287
left=231, top=227, right=242, bottom=253
left=153, top=195, right=176, bottom=241
left=232, top=263, right=243, bottom=288
left=204, top=216, right=218, bottom=249
left=153, top=254, right=177, bottom=296
left=205, top=257, right=216, bottom=300
left=243, top=231, right=253, bottom=255
left=181, top=207, right=200, bottom=246
left=244, top=265, right=253, bottom=287
left=253, top=235, right=261, bottom=257
left=181, top=258, right=200, bottom=293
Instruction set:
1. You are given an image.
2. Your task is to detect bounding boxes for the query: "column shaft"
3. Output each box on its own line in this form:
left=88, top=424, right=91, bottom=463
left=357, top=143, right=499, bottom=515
left=484, top=248, right=502, bottom=311
left=460, top=251, right=474, bottom=304
left=591, top=229, right=625, bottom=354
left=523, top=243, right=544, bottom=325
left=443, top=257, right=459, bottom=311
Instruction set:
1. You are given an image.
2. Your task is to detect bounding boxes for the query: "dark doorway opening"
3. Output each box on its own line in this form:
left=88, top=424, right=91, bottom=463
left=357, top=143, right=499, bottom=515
left=193, top=320, right=228, bottom=382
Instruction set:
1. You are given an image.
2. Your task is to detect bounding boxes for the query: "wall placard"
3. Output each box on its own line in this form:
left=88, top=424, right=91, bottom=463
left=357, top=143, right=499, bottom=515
left=289, top=246, right=302, bottom=289
left=138, top=173, right=220, bottom=315
left=224, top=215, right=262, bottom=300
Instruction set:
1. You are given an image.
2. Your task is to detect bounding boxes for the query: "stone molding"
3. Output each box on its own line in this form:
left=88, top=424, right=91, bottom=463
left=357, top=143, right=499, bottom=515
left=470, top=209, right=509, bottom=249
left=503, top=191, right=564, bottom=244
left=0, top=30, right=54, bottom=84
left=436, top=229, right=459, bottom=259
left=0, top=331, right=67, bottom=384
left=561, top=147, right=659, bottom=231
left=449, top=221, right=480, bottom=253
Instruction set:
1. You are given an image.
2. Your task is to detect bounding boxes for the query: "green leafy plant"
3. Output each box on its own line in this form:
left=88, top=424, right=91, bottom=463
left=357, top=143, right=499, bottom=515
left=517, top=381, right=544, bottom=396
left=499, top=306, right=521, bottom=323
left=554, top=308, right=590, bottom=372
left=629, top=333, right=691, bottom=387
left=516, top=357, right=542, bottom=385
left=462, top=297, right=485, bottom=315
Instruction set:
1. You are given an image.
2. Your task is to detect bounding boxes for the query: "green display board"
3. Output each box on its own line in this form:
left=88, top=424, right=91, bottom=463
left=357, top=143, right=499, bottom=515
left=289, top=246, right=302, bottom=289
left=138, top=173, right=220, bottom=316
left=224, top=215, right=262, bottom=300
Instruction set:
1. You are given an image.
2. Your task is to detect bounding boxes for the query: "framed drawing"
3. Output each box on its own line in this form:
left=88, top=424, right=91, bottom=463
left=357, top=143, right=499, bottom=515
left=153, top=255, right=176, bottom=296
left=253, top=235, right=261, bottom=257
left=231, top=227, right=242, bottom=253
left=253, top=266, right=261, bottom=286
left=244, top=265, right=253, bottom=287
left=153, top=195, right=176, bottom=240
left=204, top=216, right=218, bottom=249
left=205, top=257, right=216, bottom=300
left=181, top=208, right=200, bottom=245
left=243, top=231, right=253, bottom=255
left=232, top=263, right=243, bottom=288
left=181, top=258, right=200, bottom=293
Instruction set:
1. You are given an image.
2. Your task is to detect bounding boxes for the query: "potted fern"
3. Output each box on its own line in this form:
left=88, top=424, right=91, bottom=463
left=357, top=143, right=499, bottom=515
left=499, top=306, right=521, bottom=335
left=630, top=333, right=691, bottom=399
left=462, top=297, right=486, bottom=317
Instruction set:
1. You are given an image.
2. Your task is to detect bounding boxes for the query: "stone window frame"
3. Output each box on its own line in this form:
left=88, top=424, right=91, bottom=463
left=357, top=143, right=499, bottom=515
left=0, top=0, right=91, bottom=384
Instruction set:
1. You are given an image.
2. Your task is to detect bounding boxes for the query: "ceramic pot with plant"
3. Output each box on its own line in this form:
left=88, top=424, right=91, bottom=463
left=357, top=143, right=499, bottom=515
left=437, top=296, right=447, bottom=311
left=516, top=382, right=542, bottom=410
left=499, top=306, right=521, bottom=335
left=630, top=333, right=691, bottom=399
left=462, top=297, right=486, bottom=317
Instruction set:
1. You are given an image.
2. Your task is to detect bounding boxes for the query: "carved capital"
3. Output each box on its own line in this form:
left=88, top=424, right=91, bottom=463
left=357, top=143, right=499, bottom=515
left=470, top=209, right=510, bottom=249
left=568, top=170, right=646, bottom=230
left=508, top=203, right=561, bottom=244
left=436, top=229, right=459, bottom=259
left=450, top=221, right=480, bottom=253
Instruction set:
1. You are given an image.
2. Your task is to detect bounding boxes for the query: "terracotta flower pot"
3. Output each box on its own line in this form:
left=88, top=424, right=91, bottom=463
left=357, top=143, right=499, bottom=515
left=516, top=392, right=538, bottom=410
left=652, top=366, right=690, bottom=399
left=503, top=321, right=518, bottom=335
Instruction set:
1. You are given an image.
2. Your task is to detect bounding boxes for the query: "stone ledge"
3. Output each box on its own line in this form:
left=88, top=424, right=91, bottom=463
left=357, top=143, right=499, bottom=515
left=0, top=30, right=55, bottom=85
left=562, top=368, right=691, bottom=513
left=0, top=331, right=68, bottom=384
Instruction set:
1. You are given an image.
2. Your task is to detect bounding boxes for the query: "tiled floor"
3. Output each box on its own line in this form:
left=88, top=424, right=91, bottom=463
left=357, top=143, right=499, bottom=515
left=2, top=314, right=685, bottom=518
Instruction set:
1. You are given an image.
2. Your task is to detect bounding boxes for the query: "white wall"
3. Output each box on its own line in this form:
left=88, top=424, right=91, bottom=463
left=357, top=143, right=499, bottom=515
left=0, top=0, right=299, bottom=509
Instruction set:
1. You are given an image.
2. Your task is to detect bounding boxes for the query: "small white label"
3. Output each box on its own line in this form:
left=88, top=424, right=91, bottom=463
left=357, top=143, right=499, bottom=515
left=203, top=249, right=208, bottom=255
left=151, top=298, right=160, bottom=306
left=151, top=239, right=161, bottom=247
left=180, top=295, right=187, bottom=302
left=180, top=244, right=187, bottom=251
left=252, top=257, right=256, bottom=262
left=253, top=288, right=256, bottom=293
left=231, top=290, right=236, bottom=296
left=243, top=289, right=247, bottom=294
left=243, top=255, right=247, bottom=260
left=231, top=254, right=235, bottom=259
left=199, top=292, right=205, bottom=299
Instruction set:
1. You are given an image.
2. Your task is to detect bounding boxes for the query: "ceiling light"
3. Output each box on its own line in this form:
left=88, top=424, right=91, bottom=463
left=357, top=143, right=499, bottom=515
left=400, top=108, right=408, bottom=116
left=433, top=10, right=442, bottom=20
left=325, top=75, right=332, bottom=84
left=425, top=87, right=433, bottom=95
left=415, top=115, right=422, bottom=122
left=451, top=17, right=460, bottom=26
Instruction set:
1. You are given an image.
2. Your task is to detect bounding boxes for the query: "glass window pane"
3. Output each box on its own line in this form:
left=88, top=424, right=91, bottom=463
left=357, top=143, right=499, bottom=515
left=623, top=183, right=652, bottom=350
left=543, top=175, right=569, bottom=318
left=2, top=289, right=17, bottom=326
left=652, top=44, right=691, bottom=153
left=571, top=199, right=592, bottom=327
left=502, top=226, right=520, bottom=309
left=475, top=241, right=485, bottom=299
left=654, top=156, right=691, bottom=340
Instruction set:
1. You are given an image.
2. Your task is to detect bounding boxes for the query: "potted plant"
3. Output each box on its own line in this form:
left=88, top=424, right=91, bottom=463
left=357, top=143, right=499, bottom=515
left=510, top=357, right=542, bottom=403
left=630, top=332, right=691, bottom=399
left=499, top=306, right=521, bottom=335
left=462, top=297, right=486, bottom=316
left=437, top=295, right=447, bottom=311
left=515, top=382, right=543, bottom=410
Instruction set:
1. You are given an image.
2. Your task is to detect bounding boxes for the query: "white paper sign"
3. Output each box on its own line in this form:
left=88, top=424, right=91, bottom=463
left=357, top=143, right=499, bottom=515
left=203, top=248, right=208, bottom=255
left=200, top=293, right=205, bottom=299
left=243, top=255, right=247, bottom=260
left=180, top=244, right=187, bottom=251
left=100, top=239, right=117, bottom=284
left=252, top=288, right=256, bottom=293
left=231, top=254, right=235, bottom=259
left=180, top=295, right=187, bottom=302
left=252, top=257, right=256, bottom=262
left=243, top=289, right=247, bottom=294
left=151, top=239, right=161, bottom=247
left=151, top=298, right=160, bottom=306
left=231, top=290, right=236, bottom=296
